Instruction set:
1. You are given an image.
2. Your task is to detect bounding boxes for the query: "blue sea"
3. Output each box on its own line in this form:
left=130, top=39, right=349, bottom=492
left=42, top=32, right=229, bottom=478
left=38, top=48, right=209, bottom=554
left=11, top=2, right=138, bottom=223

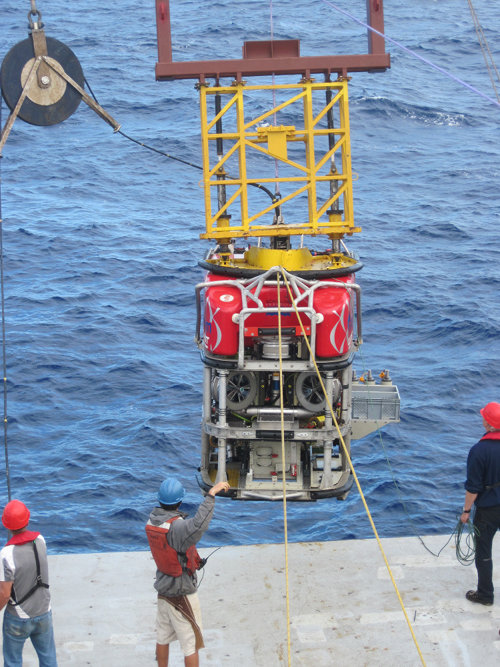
left=0, top=0, right=498, bottom=554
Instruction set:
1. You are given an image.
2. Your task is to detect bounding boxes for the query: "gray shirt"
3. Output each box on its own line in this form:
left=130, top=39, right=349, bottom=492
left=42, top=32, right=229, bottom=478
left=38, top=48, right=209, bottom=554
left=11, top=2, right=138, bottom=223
left=0, top=534, right=51, bottom=618
left=148, top=494, right=215, bottom=597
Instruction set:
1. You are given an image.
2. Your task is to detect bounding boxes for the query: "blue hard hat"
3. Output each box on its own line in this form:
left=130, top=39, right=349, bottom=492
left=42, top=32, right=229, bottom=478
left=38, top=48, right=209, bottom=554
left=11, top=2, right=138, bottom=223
left=158, top=478, right=185, bottom=505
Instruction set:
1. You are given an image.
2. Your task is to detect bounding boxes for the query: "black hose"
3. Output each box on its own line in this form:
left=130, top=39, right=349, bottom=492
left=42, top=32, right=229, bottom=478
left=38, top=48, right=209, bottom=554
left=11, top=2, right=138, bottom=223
left=84, top=78, right=277, bottom=204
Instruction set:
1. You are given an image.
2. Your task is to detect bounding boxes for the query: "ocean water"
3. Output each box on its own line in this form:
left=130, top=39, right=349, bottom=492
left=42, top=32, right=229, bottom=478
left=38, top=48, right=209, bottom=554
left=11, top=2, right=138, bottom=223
left=0, top=0, right=498, bottom=554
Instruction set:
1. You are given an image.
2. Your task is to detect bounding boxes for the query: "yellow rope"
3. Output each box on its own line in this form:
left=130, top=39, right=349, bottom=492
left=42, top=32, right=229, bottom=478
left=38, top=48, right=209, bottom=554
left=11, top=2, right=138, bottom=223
left=276, top=273, right=292, bottom=666
left=280, top=269, right=426, bottom=666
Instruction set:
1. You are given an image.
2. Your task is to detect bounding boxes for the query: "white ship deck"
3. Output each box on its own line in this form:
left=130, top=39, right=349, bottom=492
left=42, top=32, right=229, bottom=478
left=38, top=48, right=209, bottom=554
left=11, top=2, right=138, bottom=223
left=8, top=535, right=500, bottom=666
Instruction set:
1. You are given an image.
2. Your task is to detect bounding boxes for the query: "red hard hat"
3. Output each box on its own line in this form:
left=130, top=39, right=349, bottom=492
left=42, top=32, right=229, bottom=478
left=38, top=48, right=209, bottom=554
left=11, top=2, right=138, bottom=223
left=2, top=500, right=30, bottom=531
left=480, top=402, right=500, bottom=430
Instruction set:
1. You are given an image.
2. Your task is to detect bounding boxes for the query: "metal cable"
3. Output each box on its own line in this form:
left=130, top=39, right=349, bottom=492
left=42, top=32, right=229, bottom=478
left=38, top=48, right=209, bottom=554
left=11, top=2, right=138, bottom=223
left=323, top=0, right=500, bottom=111
left=0, top=91, right=12, bottom=501
left=83, top=78, right=277, bottom=202
left=269, top=1, right=281, bottom=205
left=466, top=0, right=500, bottom=102
left=116, top=128, right=204, bottom=172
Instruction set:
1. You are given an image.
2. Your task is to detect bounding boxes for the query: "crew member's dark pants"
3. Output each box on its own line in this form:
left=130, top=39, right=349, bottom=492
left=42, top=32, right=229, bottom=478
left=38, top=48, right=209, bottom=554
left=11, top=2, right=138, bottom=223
left=474, top=505, right=500, bottom=601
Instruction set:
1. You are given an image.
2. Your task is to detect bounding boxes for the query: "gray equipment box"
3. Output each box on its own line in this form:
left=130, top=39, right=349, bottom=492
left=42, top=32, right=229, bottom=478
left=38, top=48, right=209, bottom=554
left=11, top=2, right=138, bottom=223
left=351, top=383, right=400, bottom=439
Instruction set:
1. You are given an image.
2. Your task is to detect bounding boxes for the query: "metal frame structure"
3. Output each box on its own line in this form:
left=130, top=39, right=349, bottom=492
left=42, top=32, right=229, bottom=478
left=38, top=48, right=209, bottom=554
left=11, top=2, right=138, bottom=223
left=155, top=0, right=390, bottom=81
left=199, top=81, right=357, bottom=240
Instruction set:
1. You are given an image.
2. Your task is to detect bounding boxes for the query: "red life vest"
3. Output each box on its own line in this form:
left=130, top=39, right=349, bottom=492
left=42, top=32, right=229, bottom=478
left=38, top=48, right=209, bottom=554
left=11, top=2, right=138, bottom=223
left=145, top=517, right=202, bottom=577
left=481, top=432, right=500, bottom=441
left=5, top=531, right=40, bottom=546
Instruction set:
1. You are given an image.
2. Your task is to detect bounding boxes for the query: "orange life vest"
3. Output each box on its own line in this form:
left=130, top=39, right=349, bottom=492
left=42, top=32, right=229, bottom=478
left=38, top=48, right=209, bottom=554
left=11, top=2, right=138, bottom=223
left=145, top=517, right=202, bottom=577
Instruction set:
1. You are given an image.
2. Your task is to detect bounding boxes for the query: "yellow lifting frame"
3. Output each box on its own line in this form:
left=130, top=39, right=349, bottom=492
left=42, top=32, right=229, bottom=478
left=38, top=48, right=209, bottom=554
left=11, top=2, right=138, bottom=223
left=198, top=80, right=359, bottom=240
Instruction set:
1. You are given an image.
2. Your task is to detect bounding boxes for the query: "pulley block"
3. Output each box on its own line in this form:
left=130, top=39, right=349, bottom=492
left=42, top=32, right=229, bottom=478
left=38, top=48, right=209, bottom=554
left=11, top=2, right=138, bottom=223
left=1, top=36, right=84, bottom=126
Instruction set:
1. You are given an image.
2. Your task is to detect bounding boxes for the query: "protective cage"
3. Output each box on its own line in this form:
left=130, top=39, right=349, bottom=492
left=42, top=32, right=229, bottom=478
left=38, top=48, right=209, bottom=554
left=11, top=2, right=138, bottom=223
left=200, top=362, right=355, bottom=501
left=199, top=80, right=358, bottom=240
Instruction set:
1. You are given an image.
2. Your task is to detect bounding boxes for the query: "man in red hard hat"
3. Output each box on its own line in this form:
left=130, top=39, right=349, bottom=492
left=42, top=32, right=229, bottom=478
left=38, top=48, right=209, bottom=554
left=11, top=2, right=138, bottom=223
left=461, top=402, right=500, bottom=605
left=0, top=499, right=57, bottom=665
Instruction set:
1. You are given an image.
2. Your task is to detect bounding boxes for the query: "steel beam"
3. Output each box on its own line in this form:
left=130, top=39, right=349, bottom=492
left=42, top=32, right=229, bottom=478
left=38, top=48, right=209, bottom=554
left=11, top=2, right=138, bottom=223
left=155, top=0, right=389, bottom=81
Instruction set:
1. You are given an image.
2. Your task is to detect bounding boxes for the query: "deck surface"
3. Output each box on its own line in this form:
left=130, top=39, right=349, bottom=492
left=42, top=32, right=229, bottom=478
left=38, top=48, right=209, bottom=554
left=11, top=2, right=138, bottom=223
left=7, top=535, right=500, bottom=666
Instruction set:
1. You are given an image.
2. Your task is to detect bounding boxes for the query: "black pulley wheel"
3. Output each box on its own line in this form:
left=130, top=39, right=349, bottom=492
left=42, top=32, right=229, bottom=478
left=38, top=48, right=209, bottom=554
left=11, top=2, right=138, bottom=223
left=1, top=36, right=84, bottom=126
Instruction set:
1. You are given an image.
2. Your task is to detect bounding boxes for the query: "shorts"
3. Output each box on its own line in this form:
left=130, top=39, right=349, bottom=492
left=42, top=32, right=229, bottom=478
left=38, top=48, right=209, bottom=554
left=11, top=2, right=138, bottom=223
left=156, top=592, right=202, bottom=657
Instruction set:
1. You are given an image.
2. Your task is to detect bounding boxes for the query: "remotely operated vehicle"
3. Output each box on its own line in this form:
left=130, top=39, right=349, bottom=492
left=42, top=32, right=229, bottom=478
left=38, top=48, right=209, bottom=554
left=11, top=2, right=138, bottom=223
left=155, top=0, right=400, bottom=501
left=0, top=2, right=400, bottom=503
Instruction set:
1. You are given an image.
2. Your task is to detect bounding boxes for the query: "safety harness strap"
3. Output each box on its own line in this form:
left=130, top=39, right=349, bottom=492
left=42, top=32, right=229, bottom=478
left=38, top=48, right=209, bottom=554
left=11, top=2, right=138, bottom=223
left=9, top=540, right=49, bottom=607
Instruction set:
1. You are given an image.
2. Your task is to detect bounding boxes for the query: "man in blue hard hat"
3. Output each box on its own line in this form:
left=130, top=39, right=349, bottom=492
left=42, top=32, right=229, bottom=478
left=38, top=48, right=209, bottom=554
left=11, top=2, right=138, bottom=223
left=146, top=478, right=229, bottom=667
left=461, top=402, right=500, bottom=605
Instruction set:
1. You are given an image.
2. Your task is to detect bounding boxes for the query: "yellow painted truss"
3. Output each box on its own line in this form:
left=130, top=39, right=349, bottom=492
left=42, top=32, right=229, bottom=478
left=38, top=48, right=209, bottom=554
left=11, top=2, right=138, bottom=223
left=199, top=80, right=359, bottom=241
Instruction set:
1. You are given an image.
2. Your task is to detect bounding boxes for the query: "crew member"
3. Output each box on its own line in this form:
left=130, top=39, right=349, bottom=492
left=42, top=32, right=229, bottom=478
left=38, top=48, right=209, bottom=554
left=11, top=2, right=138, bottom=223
left=461, top=402, right=500, bottom=605
left=146, top=478, right=229, bottom=667
left=0, top=499, right=57, bottom=666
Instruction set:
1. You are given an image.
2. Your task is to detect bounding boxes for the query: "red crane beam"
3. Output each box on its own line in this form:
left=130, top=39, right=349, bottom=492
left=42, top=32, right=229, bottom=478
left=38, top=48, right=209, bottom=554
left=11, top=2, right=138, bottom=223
left=155, top=0, right=390, bottom=82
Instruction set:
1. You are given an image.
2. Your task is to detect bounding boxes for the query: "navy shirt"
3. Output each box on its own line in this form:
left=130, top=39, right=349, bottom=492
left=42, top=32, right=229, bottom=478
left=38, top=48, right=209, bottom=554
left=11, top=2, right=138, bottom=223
left=465, top=434, right=500, bottom=507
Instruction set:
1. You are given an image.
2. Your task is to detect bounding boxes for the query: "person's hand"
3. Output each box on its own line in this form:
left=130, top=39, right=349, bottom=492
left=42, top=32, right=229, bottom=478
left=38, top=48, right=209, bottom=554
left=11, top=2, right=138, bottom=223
left=460, top=511, right=470, bottom=524
left=208, top=481, right=230, bottom=496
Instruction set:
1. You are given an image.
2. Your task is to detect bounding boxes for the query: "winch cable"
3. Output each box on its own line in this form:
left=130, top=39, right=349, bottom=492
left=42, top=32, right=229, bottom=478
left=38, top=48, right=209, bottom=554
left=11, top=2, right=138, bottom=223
left=356, top=347, right=478, bottom=563
left=323, top=0, right=500, bottom=112
left=279, top=269, right=426, bottom=666
left=0, top=97, right=12, bottom=502
left=83, top=78, right=278, bottom=204
left=466, top=0, right=500, bottom=102
left=269, top=1, right=282, bottom=219
left=276, top=272, right=292, bottom=667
